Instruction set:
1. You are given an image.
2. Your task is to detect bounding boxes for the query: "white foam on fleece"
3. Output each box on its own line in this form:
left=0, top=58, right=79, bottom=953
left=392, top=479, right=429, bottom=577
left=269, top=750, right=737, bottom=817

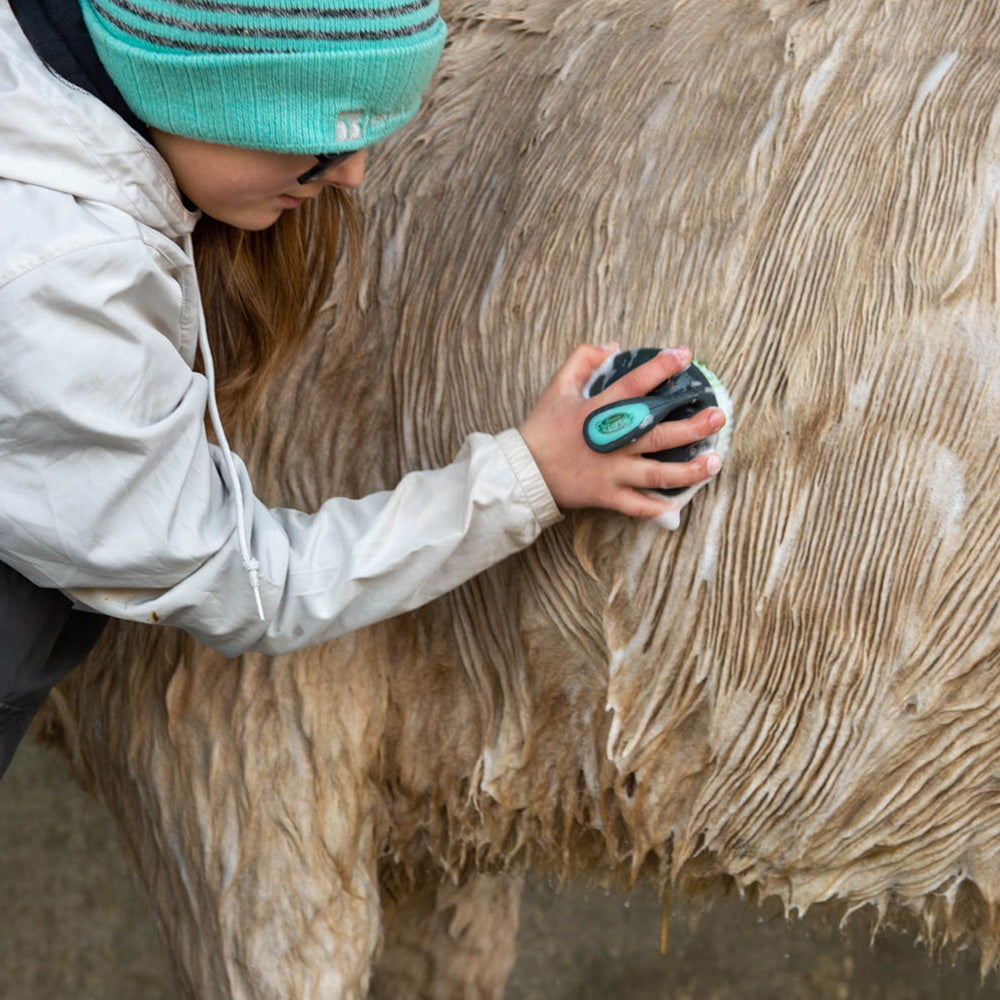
left=696, top=481, right=731, bottom=583
left=746, top=77, right=788, bottom=190
left=761, top=492, right=808, bottom=601
left=924, top=441, right=967, bottom=535
left=379, top=202, right=411, bottom=305
left=653, top=504, right=681, bottom=530
left=478, top=247, right=506, bottom=328
left=614, top=526, right=659, bottom=602
left=800, top=33, right=849, bottom=120
left=557, top=21, right=610, bottom=84
left=479, top=746, right=500, bottom=797
left=847, top=377, right=872, bottom=413
left=379, top=234, right=400, bottom=297
left=747, top=108, right=780, bottom=177
left=910, top=52, right=959, bottom=117
left=604, top=621, right=653, bottom=762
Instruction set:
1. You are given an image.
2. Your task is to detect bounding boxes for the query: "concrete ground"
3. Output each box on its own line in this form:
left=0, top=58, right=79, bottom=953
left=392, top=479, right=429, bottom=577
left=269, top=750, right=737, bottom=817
left=1, top=742, right=995, bottom=999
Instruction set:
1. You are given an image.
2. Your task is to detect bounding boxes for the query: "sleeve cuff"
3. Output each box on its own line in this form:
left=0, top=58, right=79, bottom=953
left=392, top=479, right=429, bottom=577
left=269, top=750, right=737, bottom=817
left=494, top=428, right=563, bottom=530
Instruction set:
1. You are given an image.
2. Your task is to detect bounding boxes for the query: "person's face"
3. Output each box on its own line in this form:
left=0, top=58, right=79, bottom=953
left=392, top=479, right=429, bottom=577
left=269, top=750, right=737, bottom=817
left=149, top=129, right=366, bottom=230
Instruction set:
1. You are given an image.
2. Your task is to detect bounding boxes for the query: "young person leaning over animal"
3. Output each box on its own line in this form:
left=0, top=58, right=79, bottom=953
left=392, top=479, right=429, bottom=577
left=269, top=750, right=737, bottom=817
left=0, top=0, right=726, bottom=777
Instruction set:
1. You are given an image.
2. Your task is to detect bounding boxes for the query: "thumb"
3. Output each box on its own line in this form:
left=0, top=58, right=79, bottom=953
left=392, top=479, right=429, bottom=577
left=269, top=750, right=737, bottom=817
left=555, top=342, right=620, bottom=395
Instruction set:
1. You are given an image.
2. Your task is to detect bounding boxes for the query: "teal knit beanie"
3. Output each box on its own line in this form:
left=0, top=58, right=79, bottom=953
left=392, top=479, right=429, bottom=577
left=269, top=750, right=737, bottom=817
left=78, top=0, right=447, bottom=153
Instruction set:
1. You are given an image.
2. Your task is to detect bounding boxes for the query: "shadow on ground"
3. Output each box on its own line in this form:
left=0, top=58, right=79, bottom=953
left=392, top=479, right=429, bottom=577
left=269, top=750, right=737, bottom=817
left=1, top=743, right=995, bottom=999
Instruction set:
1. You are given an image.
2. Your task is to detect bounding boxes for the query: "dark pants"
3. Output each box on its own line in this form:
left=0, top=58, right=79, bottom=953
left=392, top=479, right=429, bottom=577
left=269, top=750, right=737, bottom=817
left=0, top=561, right=108, bottom=778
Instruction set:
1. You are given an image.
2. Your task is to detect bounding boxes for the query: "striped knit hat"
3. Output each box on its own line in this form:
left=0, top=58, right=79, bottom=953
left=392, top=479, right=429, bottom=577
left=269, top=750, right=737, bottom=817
left=78, top=0, right=447, bottom=153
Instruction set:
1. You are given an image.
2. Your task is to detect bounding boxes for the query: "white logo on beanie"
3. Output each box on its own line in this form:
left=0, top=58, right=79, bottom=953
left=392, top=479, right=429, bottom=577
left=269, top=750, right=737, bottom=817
left=335, top=111, right=388, bottom=144
left=336, top=112, right=363, bottom=143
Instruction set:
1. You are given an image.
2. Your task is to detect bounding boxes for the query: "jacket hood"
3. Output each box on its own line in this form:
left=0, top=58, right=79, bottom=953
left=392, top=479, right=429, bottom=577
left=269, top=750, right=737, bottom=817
left=0, top=2, right=198, bottom=239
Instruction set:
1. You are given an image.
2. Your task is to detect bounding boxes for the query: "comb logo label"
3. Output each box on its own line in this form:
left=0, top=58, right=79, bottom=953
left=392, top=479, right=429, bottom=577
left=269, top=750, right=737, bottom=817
left=597, top=412, right=635, bottom=435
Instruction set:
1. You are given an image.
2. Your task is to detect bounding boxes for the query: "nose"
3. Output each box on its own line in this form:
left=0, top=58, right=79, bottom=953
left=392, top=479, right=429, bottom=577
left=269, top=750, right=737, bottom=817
left=325, top=149, right=366, bottom=189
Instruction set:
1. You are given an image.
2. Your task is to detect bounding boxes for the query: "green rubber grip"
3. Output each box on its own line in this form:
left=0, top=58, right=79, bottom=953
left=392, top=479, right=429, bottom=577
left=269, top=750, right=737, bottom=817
left=583, top=383, right=714, bottom=454
left=584, top=398, right=664, bottom=452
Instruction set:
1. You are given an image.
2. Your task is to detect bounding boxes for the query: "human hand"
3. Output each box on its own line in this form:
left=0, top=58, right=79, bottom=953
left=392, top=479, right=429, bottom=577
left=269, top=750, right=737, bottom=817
left=519, top=344, right=726, bottom=521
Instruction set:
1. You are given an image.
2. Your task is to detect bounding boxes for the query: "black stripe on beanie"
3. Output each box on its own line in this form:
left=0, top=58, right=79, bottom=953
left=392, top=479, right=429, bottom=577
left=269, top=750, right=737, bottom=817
left=161, top=0, right=432, bottom=17
left=91, top=0, right=440, bottom=46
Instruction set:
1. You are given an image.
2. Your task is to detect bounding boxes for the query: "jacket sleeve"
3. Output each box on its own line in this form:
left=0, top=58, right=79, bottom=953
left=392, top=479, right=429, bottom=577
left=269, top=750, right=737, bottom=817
left=0, top=239, right=562, bottom=656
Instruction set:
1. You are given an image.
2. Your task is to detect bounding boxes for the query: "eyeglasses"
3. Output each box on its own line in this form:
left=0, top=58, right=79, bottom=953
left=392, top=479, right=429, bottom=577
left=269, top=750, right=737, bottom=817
left=296, top=150, right=361, bottom=186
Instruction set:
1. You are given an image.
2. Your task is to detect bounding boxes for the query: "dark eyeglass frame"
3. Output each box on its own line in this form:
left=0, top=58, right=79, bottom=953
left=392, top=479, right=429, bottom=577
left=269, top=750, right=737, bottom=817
left=296, top=150, right=359, bottom=185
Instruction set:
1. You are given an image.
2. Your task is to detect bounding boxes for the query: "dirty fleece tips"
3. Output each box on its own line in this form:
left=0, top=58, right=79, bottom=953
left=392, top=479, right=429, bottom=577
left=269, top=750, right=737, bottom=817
left=583, top=347, right=733, bottom=529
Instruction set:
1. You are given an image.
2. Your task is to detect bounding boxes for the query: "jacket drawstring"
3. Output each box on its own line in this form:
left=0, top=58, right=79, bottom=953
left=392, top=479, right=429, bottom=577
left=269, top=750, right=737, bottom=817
left=183, top=233, right=265, bottom=622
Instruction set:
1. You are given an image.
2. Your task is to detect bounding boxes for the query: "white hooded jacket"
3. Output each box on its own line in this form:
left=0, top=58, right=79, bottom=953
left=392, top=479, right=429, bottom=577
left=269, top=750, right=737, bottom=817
left=0, top=1, right=561, bottom=656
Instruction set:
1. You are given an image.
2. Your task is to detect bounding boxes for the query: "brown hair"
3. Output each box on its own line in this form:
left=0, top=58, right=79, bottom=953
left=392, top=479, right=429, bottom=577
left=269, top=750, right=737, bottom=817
left=192, top=188, right=362, bottom=430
